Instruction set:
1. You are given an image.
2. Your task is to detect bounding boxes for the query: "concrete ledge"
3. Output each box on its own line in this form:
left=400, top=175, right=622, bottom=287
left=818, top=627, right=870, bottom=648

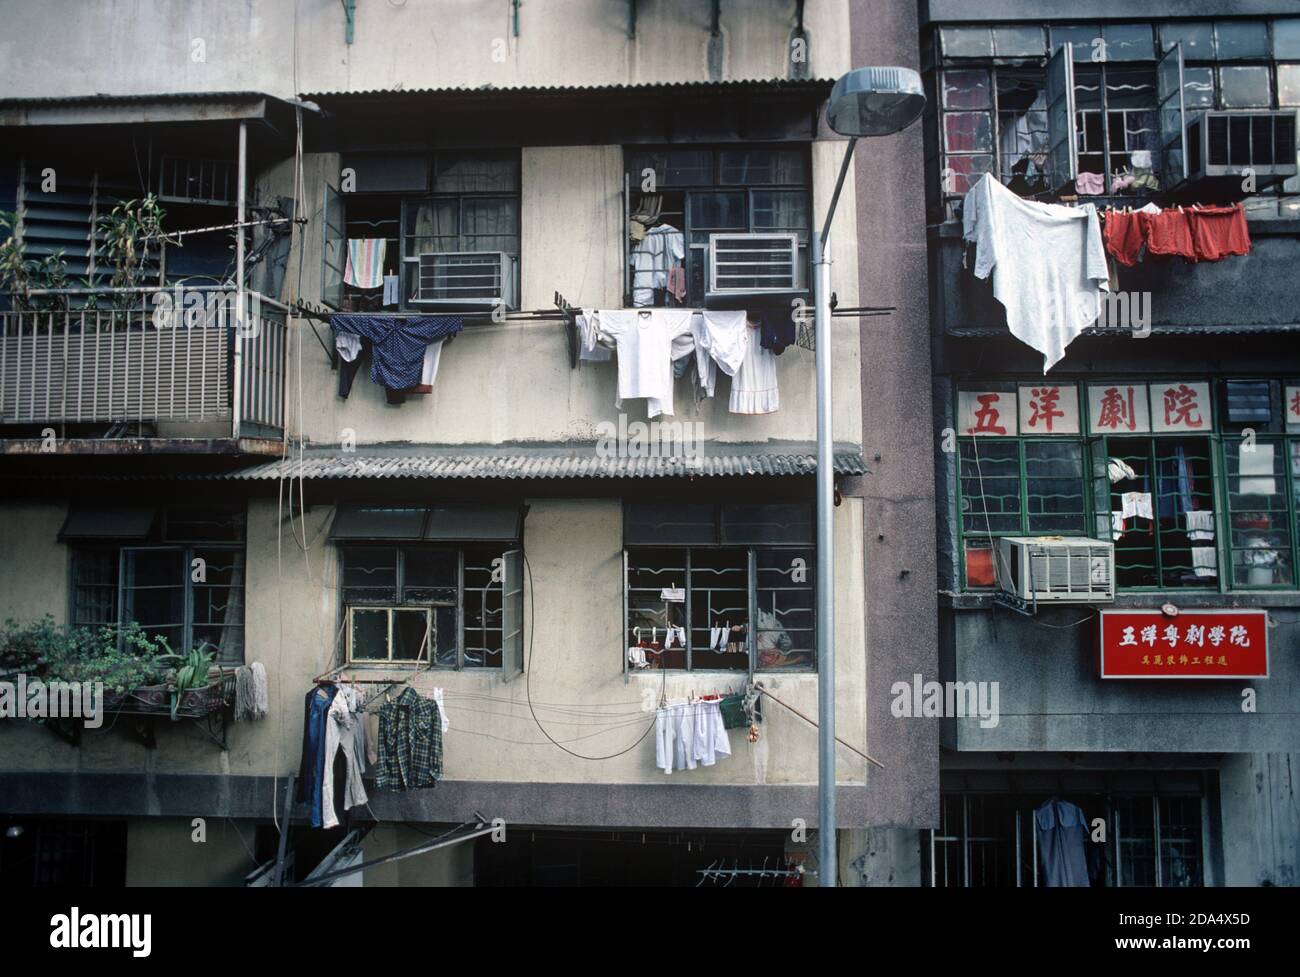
left=0, top=773, right=879, bottom=829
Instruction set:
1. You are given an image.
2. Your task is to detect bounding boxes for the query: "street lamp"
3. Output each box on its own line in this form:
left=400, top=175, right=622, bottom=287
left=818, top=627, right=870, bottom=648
left=814, top=66, right=925, bottom=887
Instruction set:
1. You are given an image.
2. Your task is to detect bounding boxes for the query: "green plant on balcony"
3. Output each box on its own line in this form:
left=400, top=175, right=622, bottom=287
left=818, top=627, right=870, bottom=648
left=96, top=194, right=168, bottom=313
left=0, top=212, right=72, bottom=312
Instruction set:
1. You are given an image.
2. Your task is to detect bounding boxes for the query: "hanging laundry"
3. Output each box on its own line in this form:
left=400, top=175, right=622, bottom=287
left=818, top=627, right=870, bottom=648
left=962, top=173, right=1108, bottom=372
left=321, top=685, right=368, bottom=829
left=596, top=308, right=695, bottom=417
left=691, top=310, right=749, bottom=401
left=1035, top=798, right=1090, bottom=887
left=233, top=661, right=268, bottom=721
left=331, top=313, right=463, bottom=400
left=1140, top=208, right=1197, bottom=261
left=382, top=274, right=400, bottom=307
left=577, top=309, right=613, bottom=363
left=630, top=224, right=685, bottom=307
left=754, top=307, right=798, bottom=355
left=692, top=699, right=731, bottom=767
left=729, top=317, right=780, bottom=414
left=666, top=263, right=687, bottom=304
left=1075, top=171, right=1105, bottom=195
left=344, top=239, right=387, bottom=289
left=1187, top=203, right=1251, bottom=262
left=1120, top=491, right=1153, bottom=522
left=1102, top=210, right=1147, bottom=267
left=1192, top=546, right=1219, bottom=578
left=375, top=686, right=443, bottom=791
left=1184, top=509, right=1216, bottom=541
left=296, top=684, right=340, bottom=828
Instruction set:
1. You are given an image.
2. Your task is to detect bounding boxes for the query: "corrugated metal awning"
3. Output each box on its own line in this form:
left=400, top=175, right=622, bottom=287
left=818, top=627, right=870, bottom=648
left=214, top=442, right=868, bottom=482
left=300, top=79, right=835, bottom=100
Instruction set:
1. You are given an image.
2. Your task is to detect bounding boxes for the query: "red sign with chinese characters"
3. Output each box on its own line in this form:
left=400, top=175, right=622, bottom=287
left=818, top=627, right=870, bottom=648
left=1098, top=610, right=1269, bottom=679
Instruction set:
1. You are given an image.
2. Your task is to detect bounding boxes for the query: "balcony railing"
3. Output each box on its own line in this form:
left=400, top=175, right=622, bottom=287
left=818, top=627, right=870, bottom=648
left=0, top=286, right=287, bottom=439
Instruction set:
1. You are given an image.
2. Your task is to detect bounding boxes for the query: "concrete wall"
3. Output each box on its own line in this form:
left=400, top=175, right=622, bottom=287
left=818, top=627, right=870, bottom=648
left=260, top=141, right=861, bottom=449
left=1219, top=752, right=1300, bottom=886
left=125, top=817, right=255, bottom=886
left=848, top=0, right=939, bottom=831
left=0, top=0, right=849, bottom=100
left=0, top=494, right=868, bottom=794
left=944, top=607, right=1300, bottom=753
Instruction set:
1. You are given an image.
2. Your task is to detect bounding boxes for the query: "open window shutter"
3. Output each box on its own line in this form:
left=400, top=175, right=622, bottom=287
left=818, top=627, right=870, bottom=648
left=1157, top=42, right=1189, bottom=190
left=500, top=548, right=524, bottom=682
left=1045, top=42, right=1078, bottom=190
left=321, top=182, right=346, bottom=309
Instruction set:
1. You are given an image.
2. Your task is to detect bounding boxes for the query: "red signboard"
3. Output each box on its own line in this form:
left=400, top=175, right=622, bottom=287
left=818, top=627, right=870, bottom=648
left=1098, top=609, right=1269, bottom=679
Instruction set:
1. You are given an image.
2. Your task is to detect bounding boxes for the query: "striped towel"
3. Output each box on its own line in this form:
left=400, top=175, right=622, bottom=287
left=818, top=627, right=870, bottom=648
left=344, top=238, right=386, bottom=289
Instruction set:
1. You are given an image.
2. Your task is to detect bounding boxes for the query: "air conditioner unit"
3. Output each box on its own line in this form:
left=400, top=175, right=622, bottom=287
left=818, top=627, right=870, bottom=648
left=995, top=537, right=1115, bottom=604
left=414, top=251, right=518, bottom=309
left=706, top=232, right=801, bottom=299
left=1184, top=110, right=1298, bottom=186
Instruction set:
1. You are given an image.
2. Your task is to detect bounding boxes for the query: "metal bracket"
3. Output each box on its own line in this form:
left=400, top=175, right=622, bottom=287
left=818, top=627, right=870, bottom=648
left=992, top=590, right=1038, bottom=616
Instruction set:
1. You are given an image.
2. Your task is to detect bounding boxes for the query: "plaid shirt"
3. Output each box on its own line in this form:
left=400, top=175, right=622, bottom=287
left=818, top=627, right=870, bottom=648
left=375, top=686, right=443, bottom=790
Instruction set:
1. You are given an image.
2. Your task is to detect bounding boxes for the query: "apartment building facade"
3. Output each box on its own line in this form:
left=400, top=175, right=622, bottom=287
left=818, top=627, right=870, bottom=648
left=0, top=0, right=937, bottom=886
left=920, top=0, right=1300, bottom=887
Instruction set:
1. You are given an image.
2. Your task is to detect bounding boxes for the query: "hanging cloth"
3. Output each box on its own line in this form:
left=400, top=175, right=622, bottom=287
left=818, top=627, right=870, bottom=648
left=344, top=238, right=387, bottom=289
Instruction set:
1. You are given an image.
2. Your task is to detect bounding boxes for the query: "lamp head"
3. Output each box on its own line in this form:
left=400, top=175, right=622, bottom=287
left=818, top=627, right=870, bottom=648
left=826, top=66, right=926, bottom=137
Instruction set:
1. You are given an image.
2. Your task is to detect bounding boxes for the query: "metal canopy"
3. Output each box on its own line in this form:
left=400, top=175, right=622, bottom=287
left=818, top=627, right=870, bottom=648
left=57, top=505, right=155, bottom=540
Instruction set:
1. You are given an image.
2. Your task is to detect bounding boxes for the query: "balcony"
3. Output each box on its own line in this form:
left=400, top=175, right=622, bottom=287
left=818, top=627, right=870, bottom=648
left=0, top=287, right=288, bottom=453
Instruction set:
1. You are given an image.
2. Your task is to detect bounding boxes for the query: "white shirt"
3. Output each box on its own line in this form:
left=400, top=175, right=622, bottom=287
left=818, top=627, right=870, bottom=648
left=692, top=310, right=749, bottom=400
left=962, top=173, right=1108, bottom=372
left=597, top=309, right=695, bottom=417
left=630, top=224, right=685, bottom=307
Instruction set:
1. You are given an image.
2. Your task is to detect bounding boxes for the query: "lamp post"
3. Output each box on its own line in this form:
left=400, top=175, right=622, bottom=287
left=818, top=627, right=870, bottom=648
left=815, top=66, right=925, bottom=887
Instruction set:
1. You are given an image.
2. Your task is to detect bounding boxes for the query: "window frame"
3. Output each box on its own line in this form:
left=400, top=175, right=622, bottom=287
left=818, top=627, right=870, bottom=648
left=623, top=542, right=814, bottom=675
left=339, top=542, right=518, bottom=671
left=930, top=16, right=1300, bottom=216
left=621, top=144, right=813, bottom=308
left=953, top=378, right=1300, bottom=594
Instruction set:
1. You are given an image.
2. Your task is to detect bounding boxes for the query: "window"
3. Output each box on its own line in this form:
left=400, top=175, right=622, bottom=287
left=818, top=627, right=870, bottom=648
left=341, top=544, right=519, bottom=668
left=331, top=504, right=523, bottom=671
left=623, top=146, right=811, bottom=307
left=954, top=379, right=1300, bottom=592
left=1105, top=437, right=1218, bottom=589
left=67, top=504, right=246, bottom=662
left=958, top=439, right=1088, bottom=587
left=401, top=152, right=520, bottom=310
left=930, top=17, right=1300, bottom=218
left=624, top=503, right=814, bottom=671
left=926, top=791, right=1204, bottom=887
left=322, top=152, right=520, bottom=311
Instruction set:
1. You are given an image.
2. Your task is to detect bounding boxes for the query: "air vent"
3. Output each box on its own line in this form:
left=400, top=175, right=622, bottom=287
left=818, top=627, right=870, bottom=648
left=706, top=233, right=801, bottom=298
left=414, top=251, right=518, bottom=309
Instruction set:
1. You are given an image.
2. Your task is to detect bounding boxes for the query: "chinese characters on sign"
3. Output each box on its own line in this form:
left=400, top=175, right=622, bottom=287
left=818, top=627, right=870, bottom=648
left=1087, top=383, right=1150, bottom=433
left=1151, top=381, right=1211, bottom=433
left=1098, top=610, right=1268, bottom=678
left=1286, top=384, right=1300, bottom=432
left=958, top=390, right=1016, bottom=436
left=965, top=381, right=1216, bottom=435
left=1018, top=384, right=1080, bottom=434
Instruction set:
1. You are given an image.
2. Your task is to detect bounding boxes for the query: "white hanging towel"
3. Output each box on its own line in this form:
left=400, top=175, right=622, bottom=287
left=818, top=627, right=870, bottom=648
left=344, top=238, right=387, bottom=289
left=1184, top=509, right=1216, bottom=541
left=962, top=173, right=1109, bottom=372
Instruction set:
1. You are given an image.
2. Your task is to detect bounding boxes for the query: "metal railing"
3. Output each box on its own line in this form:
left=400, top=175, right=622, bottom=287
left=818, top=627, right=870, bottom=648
left=0, top=286, right=287, bottom=438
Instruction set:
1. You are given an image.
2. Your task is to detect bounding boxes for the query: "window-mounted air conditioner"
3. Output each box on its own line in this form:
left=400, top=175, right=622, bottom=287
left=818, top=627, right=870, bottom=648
left=415, top=251, right=518, bottom=309
left=994, top=537, right=1115, bottom=604
left=1185, top=110, right=1298, bottom=184
left=706, top=232, right=801, bottom=299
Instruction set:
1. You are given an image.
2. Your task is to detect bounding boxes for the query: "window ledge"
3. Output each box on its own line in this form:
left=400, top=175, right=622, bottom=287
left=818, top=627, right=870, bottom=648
left=940, top=591, right=1300, bottom=611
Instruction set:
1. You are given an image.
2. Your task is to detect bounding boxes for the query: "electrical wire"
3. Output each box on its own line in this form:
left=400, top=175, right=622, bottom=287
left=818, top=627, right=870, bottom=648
left=522, top=552, right=657, bottom=760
